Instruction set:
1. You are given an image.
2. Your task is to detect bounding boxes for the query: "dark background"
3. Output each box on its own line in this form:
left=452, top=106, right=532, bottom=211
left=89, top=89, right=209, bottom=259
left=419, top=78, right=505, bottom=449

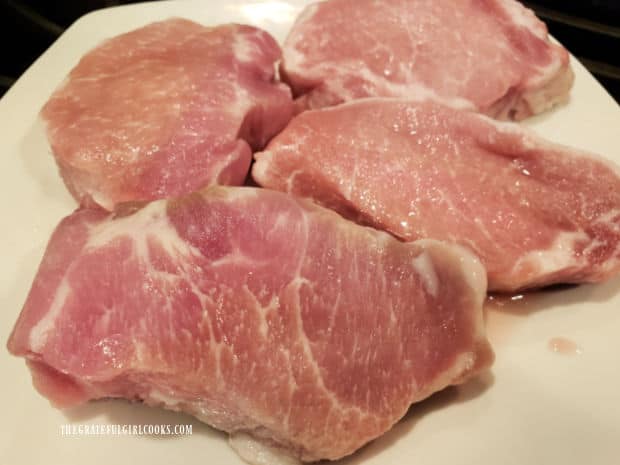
left=1, top=0, right=619, bottom=102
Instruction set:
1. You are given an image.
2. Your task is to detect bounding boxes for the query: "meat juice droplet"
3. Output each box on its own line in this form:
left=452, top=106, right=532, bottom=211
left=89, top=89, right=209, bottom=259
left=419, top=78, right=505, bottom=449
left=548, top=337, right=583, bottom=356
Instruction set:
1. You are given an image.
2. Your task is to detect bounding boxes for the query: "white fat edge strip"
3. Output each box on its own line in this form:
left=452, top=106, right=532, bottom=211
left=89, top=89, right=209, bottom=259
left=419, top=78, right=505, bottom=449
left=90, top=191, right=116, bottom=213
left=495, top=0, right=548, bottom=39
left=411, top=239, right=488, bottom=345
left=28, top=278, right=71, bottom=353
left=250, top=151, right=271, bottom=184
left=229, top=432, right=301, bottom=465
left=236, top=3, right=299, bottom=31
left=233, top=32, right=260, bottom=64
left=147, top=388, right=182, bottom=408
left=511, top=230, right=590, bottom=278
left=281, top=2, right=320, bottom=65
left=527, top=51, right=567, bottom=88
left=399, top=246, right=490, bottom=398
left=456, top=246, right=489, bottom=313
left=414, top=239, right=487, bottom=308
left=362, top=231, right=488, bottom=386
left=411, top=252, right=439, bottom=298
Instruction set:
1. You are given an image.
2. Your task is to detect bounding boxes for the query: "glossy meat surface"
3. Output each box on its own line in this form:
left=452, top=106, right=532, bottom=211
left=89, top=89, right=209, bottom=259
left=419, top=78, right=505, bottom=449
left=42, top=19, right=293, bottom=210
left=282, top=0, right=573, bottom=119
left=8, top=186, right=492, bottom=462
left=254, top=98, right=620, bottom=291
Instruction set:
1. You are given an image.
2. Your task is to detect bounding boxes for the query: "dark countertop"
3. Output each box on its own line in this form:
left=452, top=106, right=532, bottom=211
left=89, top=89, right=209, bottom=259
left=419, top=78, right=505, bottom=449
left=522, top=0, right=620, bottom=103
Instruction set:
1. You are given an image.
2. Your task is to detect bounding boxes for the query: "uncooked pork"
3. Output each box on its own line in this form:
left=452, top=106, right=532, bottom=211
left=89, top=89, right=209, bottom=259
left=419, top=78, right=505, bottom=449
left=253, top=98, right=620, bottom=292
left=282, top=0, right=573, bottom=119
left=41, top=19, right=293, bottom=210
left=8, top=186, right=492, bottom=463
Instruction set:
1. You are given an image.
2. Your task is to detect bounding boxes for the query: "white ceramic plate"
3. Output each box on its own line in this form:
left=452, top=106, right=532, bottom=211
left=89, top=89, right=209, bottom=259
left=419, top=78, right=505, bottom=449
left=1, top=1, right=619, bottom=464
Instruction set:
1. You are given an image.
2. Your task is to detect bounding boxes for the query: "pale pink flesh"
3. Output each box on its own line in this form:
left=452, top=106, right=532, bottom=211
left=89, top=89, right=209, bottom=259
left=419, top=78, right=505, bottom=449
left=8, top=186, right=492, bottom=462
left=253, top=98, right=620, bottom=292
left=42, top=19, right=293, bottom=210
left=282, top=0, right=573, bottom=119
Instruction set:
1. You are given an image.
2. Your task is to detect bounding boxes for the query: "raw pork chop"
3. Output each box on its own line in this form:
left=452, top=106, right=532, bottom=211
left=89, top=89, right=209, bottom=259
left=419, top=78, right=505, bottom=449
left=8, top=186, right=493, bottom=463
left=282, top=0, right=573, bottom=119
left=42, top=19, right=293, bottom=210
left=253, top=98, right=620, bottom=292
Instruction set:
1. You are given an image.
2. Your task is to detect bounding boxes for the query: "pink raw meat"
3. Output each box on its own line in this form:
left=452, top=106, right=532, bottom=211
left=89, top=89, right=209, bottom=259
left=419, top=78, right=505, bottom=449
left=282, top=0, right=573, bottom=119
left=253, top=98, right=620, bottom=292
left=42, top=19, right=293, bottom=210
left=8, top=186, right=492, bottom=463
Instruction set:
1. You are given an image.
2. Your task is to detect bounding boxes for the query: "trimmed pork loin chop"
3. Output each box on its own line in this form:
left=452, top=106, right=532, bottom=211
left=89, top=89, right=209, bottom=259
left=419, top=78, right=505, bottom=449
left=8, top=186, right=492, bottom=463
left=41, top=19, right=293, bottom=210
left=253, top=98, right=620, bottom=292
left=282, top=0, right=573, bottom=119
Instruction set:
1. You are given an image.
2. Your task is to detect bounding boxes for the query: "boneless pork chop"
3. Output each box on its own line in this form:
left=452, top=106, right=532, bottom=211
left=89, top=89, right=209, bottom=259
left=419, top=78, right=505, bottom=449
left=8, top=186, right=492, bottom=463
left=282, top=0, right=573, bottom=119
left=253, top=98, right=620, bottom=292
left=42, top=19, right=293, bottom=210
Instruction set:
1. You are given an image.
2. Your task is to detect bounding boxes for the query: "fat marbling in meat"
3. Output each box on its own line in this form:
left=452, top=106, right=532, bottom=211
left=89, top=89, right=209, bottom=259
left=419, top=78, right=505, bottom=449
left=253, top=98, right=620, bottom=292
left=8, top=186, right=492, bottom=463
left=42, top=19, right=293, bottom=210
left=282, top=0, right=573, bottom=119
